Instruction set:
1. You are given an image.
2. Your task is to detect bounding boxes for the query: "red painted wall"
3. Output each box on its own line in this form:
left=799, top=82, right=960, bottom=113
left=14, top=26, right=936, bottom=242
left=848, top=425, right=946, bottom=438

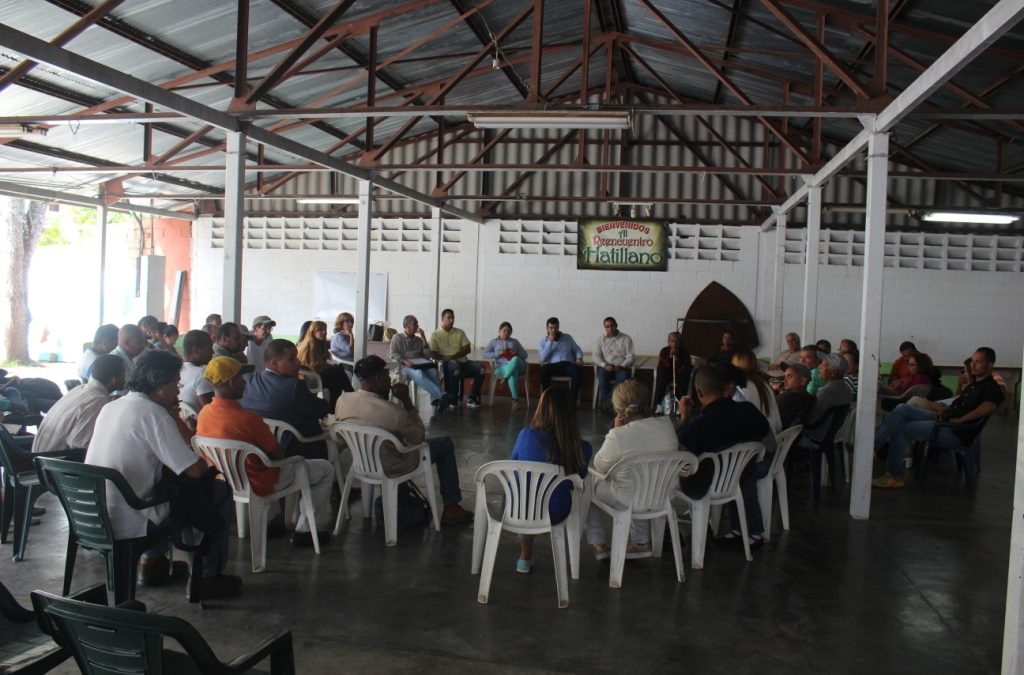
left=151, top=217, right=192, bottom=331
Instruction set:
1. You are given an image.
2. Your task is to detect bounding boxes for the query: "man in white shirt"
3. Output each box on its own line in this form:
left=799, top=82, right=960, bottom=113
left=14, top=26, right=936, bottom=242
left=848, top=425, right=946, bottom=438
left=109, top=324, right=147, bottom=379
left=33, top=354, right=124, bottom=459
left=245, top=315, right=276, bottom=371
left=594, top=317, right=635, bottom=410
left=78, top=324, right=118, bottom=382
left=178, top=329, right=215, bottom=411
left=87, top=349, right=242, bottom=600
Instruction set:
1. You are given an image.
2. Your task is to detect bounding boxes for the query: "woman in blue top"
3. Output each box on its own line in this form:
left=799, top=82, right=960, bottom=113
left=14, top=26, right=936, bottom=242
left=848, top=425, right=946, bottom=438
left=510, top=386, right=592, bottom=574
left=330, top=312, right=355, bottom=365
left=482, top=321, right=528, bottom=411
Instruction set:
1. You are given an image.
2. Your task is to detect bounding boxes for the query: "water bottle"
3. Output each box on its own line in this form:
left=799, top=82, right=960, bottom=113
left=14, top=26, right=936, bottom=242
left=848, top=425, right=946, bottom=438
left=662, top=390, right=677, bottom=417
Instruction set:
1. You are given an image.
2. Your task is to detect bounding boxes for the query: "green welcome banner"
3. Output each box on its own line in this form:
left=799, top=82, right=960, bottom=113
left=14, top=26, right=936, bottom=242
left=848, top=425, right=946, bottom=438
left=577, top=219, right=668, bottom=271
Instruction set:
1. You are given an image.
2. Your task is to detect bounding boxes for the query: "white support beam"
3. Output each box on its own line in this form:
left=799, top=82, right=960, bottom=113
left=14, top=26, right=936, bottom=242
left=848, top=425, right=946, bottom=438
left=429, top=206, right=442, bottom=331
left=770, top=211, right=787, bottom=359
left=850, top=130, right=889, bottom=521
left=760, top=0, right=1024, bottom=230
left=222, top=132, right=245, bottom=323
left=353, top=179, right=373, bottom=361
left=0, top=23, right=482, bottom=224
left=97, top=195, right=108, bottom=325
left=1004, top=344, right=1024, bottom=673
left=801, top=186, right=822, bottom=343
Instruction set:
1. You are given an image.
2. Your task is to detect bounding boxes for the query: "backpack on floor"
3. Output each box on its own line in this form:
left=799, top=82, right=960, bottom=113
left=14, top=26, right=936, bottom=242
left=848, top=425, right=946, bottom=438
left=373, top=481, right=431, bottom=529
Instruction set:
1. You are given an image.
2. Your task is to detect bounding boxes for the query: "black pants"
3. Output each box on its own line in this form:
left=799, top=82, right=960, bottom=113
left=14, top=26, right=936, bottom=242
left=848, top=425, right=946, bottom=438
left=540, top=362, right=580, bottom=402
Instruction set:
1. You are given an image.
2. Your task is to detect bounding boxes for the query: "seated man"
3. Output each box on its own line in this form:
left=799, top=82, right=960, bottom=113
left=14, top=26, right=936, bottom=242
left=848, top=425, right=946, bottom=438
left=771, top=332, right=802, bottom=369
left=429, top=308, right=485, bottom=408
left=241, top=339, right=330, bottom=460
left=873, top=347, right=1003, bottom=489
left=213, top=322, right=245, bottom=362
left=800, top=353, right=854, bottom=447
left=776, top=363, right=815, bottom=428
left=32, top=354, right=125, bottom=460
left=110, top=324, right=147, bottom=379
left=245, top=315, right=276, bottom=371
left=799, top=345, right=826, bottom=395
left=538, top=317, right=584, bottom=402
left=594, top=316, right=635, bottom=410
left=86, top=350, right=241, bottom=599
left=676, top=366, right=770, bottom=545
left=78, top=323, right=119, bottom=382
left=197, top=356, right=334, bottom=547
left=335, top=355, right=472, bottom=525
left=178, top=330, right=215, bottom=412
left=389, top=315, right=447, bottom=410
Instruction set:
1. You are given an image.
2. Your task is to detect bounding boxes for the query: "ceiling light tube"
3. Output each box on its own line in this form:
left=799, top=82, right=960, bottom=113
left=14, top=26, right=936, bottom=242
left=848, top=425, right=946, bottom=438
left=467, top=112, right=632, bottom=130
left=296, top=197, right=362, bottom=205
left=921, top=211, right=1020, bottom=225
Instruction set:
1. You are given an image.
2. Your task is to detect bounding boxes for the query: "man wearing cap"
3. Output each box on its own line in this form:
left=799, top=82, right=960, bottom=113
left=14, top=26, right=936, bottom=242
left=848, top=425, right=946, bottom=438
left=213, top=322, right=245, bottom=362
left=776, top=362, right=815, bottom=428
left=241, top=339, right=331, bottom=460
left=246, top=315, right=276, bottom=371
left=335, top=355, right=473, bottom=525
left=179, top=330, right=216, bottom=412
left=197, top=356, right=334, bottom=547
left=30, top=354, right=125, bottom=460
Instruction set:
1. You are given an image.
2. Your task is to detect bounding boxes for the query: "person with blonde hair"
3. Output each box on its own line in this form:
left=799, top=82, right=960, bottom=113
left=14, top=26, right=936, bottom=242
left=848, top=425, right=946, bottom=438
left=587, top=380, right=678, bottom=560
left=510, top=387, right=592, bottom=574
left=330, top=312, right=356, bottom=365
left=296, top=320, right=353, bottom=407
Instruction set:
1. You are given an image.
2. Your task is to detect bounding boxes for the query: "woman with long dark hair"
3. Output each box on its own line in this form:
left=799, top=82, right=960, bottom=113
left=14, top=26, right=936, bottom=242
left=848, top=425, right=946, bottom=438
left=296, top=320, right=353, bottom=407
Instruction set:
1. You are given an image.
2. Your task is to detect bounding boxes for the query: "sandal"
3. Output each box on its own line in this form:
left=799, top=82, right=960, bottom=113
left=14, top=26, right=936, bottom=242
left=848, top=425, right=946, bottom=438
left=516, top=558, right=534, bottom=574
left=593, top=544, right=610, bottom=561
left=626, top=542, right=653, bottom=559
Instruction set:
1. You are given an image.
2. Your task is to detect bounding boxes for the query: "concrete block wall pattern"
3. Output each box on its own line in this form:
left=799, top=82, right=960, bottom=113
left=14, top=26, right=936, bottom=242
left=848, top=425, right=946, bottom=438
left=190, top=217, right=1024, bottom=366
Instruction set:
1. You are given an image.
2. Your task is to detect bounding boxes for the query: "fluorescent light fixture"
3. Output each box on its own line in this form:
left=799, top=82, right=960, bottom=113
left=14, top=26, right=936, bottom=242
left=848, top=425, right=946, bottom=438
left=467, top=111, right=632, bottom=130
left=921, top=211, right=1020, bottom=225
left=296, top=197, right=361, bottom=205
left=0, top=123, right=47, bottom=138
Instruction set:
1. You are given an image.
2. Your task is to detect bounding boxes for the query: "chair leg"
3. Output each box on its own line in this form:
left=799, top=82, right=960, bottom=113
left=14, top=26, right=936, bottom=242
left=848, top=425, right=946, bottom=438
left=420, top=458, right=441, bottom=532
left=666, top=514, right=685, bottom=583
left=709, top=504, right=723, bottom=537
left=565, top=506, right=582, bottom=580
left=360, top=481, right=375, bottom=519
left=112, top=545, right=138, bottom=605
left=235, top=501, right=248, bottom=539
left=62, top=539, right=78, bottom=596
left=0, top=479, right=13, bottom=543
left=734, top=494, right=753, bottom=562
left=471, top=491, right=488, bottom=575
left=608, top=512, right=630, bottom=589
left=381, top=481, right=398, bottom=546
left=776, top=473, right=790, bottom=531
left=298, top=483, right=320, bottom=554
left=811, top=449, right=823, bottom=502
left=551, top=526, right=570, bottom=608
left=756, top=477, right=773, bottom=543
left=13, top=483, right=42, bottom=561
left=651, top=515, right=666, bottom=558
left=334, top=471, right=357, bottom=535
left=689, top=500, right=709, bottom=570
left=477, top=520, right=503, bottom=604
left=249, top=500, right=269, bottom=573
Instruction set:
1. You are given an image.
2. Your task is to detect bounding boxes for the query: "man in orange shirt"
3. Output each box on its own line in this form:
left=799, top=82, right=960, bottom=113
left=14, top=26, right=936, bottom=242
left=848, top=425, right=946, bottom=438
left=196, top=356, right=334, bottom=547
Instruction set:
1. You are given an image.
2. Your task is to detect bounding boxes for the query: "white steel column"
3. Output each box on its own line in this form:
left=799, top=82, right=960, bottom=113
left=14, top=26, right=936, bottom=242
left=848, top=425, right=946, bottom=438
left=850, top=129, right=889, bottom=520
left=222, top=131, right=246, bottom=322
left=769, top=210, right=787, bottom=358
left=429, top=206, right=442, bottom=330
left=353, top=179, right=373, bottom=360
left=1003, top=343, right=1024, bottom=673
left=801, top=186, right=822, bottom=343
left=97, top=194, right=108, bottom=324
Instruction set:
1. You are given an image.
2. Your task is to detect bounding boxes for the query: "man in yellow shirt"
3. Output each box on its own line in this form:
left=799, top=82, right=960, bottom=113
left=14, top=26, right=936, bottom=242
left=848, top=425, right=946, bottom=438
left=429, top=309, right=485, bottom=408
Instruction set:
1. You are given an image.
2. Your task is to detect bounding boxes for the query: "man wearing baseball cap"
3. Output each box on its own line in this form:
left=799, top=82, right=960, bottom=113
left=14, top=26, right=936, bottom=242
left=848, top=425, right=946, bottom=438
left=197, top=356, right=334, bottom=547
left=246, top=315, right=276, bottom=371
left=335, top=355, right=473, bottom=525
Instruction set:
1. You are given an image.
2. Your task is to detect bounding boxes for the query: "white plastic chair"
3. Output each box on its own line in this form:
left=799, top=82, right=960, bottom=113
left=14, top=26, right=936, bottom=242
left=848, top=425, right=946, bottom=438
left=262, top=417, right=346, bottom=528
left=590, top=451, right=699, bottom=588
left=836, top=408, right=857, bottom=481
left=328, top=421, right=440, bottom=544
left=756, top=426, right=803, bottom=542
left=470, top=460, right=583, bottom=608
left=177, top=401, right=198, bottom=432
left=488, top=360, right=530, bottom=408
left=191, top=436, right=320, bottom=573
left=675, top=441, right=765, bottom=569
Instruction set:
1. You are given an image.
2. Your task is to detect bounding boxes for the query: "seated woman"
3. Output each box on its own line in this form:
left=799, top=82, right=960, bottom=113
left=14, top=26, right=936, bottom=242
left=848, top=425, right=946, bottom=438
left=879, top=351, right=933, bottom=396
left=481, top=321, right=528, bottom=410
left=296, top=320, right=353, bottom=408
left=707, top=330, right=737, bottom=365
left=587, top=380, right=676, bottom=560
left=510, top=386, right=592, bottom=574
left=731, top=350, right=782, bottom=436
left=653, top=331, right=691, bottom=413
left=330, top=312, right=356, bottom=370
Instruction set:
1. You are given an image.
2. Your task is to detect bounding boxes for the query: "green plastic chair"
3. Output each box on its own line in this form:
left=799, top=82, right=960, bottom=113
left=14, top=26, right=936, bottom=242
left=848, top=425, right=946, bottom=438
left=31, top=588, right=295, bottom=675
left=34, top=457, right=177, bottom=605
left=0, top=426, right=49, bottom=563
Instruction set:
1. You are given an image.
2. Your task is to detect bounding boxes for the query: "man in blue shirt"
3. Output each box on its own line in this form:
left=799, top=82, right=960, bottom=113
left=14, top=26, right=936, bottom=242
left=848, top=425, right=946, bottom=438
left=538, top=317, right=584, bottom=402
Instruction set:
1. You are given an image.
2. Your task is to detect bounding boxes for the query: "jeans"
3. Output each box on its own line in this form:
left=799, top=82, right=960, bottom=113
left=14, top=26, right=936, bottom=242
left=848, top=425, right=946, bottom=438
left=728, top=457, right=773, bottom=538
left=874, top=403, right=959, bottom=476
left=540, top=361, right=580, bottom=401
left=427, top=437, right=462, bottom=506
left=493, top=357, right=527, bottom=399
left=440, top=360, right=484, bottom=402
left=143, top=480, right=232, bottom=578
left=597, top=368, right=628, bottom=404
left=400, top=366, right=443, bottom=403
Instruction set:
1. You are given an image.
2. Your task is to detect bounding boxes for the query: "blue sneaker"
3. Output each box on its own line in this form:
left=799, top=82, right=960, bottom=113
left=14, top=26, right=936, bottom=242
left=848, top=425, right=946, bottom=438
left=516, top=558, right=534, bottom=574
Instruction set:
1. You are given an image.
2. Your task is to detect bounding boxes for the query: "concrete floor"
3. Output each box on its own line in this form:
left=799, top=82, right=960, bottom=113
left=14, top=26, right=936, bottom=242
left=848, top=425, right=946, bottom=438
left=2, top=401, right=1017, bottom=674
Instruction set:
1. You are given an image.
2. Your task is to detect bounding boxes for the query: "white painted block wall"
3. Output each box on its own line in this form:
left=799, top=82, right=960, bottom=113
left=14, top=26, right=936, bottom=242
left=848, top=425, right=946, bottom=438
left=191, top=217, right=1024, bottom=367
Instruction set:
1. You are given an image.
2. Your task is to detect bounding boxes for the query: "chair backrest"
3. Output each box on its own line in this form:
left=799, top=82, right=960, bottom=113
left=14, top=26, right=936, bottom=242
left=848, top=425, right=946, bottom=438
left=263, top=417, right=324, bottom=445
left=801, top=404, right=850, bottom=447
left=701, top=442, right=765, bottom=499
left=32, top=589, right=225, bottom=675
left=191, top=436, right=269, bottom=498
left=474, top=460, right=570, bottom=528
left=0, top=425, right=22, bottom=477
left=899, top=383, right=932, bottom=402
left=770, top=426, right=804, bottom=478
left=34, top=458, right=124, bottom=554
left=177, top=402, right=199, bottom=430
left=605, top=451, right=699, bottom=513
left=329, top=422, right=404, bottom=477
